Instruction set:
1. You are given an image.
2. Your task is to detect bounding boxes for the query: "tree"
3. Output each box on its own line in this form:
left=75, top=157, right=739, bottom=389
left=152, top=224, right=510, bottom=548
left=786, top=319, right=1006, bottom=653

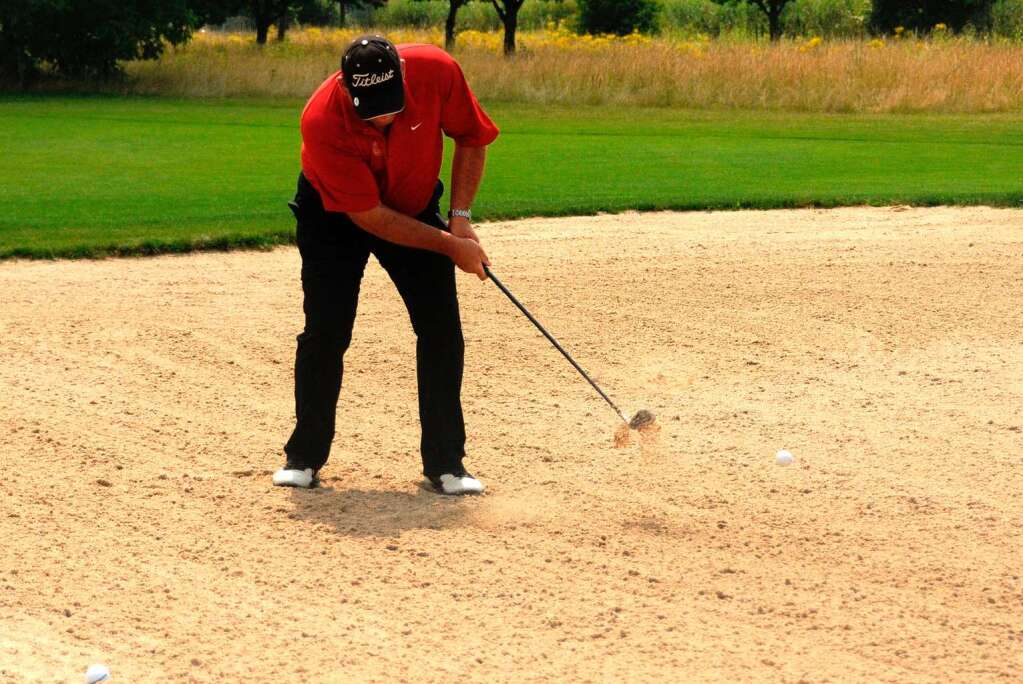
left=489, top=0, right=526, bottom=55
left=295, top=0, right=336, bottom=24
left=276, top=7, right=290, bottom=41
left=254, top=0, right=364, bottom=41
left=0, top=0, right=39, bottom=84
left=869, top=0, right=995, bottom=33
left=750, top=0, right=790, bottom=40
left=239, top=0, right=287, bottom=44
left=189, top=0, right=243, bottom=26
left=444, top=0, right=469, bottom=50
left=0, top=0, right=201, bottom=85
left=412, top=0, right=474, bottom=50
left=225, top=1, right=297, bottom=44
left=336, top=0, right=387, bottom=28
left=708, top=0, right=789, bottom=40
left=578, top=0, right=658, bottom=35
left=233, top=0, right=322, bottom=44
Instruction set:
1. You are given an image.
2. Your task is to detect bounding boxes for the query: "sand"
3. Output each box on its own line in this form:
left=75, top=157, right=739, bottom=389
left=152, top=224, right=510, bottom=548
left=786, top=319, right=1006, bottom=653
left=1, top=206, right=1021, bottom=683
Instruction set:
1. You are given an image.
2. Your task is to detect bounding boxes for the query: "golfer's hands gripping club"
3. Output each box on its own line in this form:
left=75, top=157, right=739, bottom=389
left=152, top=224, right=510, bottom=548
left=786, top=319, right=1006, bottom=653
left=448, top=214, right=481, bottom=245
left=450, top=235, right=490, bottom=280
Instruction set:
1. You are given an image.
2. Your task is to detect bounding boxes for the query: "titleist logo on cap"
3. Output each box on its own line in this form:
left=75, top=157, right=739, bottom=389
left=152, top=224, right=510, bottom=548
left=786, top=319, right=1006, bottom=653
left=351, top=69, right=395, bottom=88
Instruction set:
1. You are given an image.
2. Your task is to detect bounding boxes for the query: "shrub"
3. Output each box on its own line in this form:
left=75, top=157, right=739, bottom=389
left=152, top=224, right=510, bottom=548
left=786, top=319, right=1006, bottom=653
left=991, top=0, right=1023, bottom=36
left=295, top=0, right=335, bottom=25
left=658, top=0, right=768, bottom=38
left=714, top=1, right=771, bottom=36
left=869, top=0, right=995, bottom=34
left=578, top=0, right=660, bottom=35
left=371, top=0, right=448, bottom=28
left=782, top=0, right=870, bottom=37
left=659, top=0, right=722, bottom=36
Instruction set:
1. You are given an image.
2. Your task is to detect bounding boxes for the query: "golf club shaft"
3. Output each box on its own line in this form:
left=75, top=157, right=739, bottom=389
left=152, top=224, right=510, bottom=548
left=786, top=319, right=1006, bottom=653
left=483, top=264, right=628, bottom=424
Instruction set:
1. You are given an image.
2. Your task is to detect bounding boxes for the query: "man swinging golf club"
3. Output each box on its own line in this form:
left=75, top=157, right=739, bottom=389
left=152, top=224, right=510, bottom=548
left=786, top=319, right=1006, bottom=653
left=273, top=35, right=499, bottom=495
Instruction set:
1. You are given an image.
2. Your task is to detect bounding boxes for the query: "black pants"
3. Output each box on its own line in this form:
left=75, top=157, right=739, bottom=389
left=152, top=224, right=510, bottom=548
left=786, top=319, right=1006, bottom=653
left=283, top=173, right=466, bottom=477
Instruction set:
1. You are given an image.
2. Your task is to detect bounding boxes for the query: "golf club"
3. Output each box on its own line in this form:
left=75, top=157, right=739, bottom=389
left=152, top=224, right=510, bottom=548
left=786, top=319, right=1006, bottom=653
left=483, top=264, right=655, bottom=430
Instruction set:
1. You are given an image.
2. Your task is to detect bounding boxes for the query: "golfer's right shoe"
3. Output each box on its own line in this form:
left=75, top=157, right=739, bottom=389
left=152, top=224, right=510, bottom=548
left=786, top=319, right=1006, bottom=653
left=272, top=463, right=317, bottom=488
left=425, top=470, right=486, bottom=496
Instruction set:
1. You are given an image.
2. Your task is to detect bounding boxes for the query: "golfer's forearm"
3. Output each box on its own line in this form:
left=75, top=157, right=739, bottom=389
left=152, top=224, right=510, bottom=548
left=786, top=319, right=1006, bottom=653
left=450, top=144, right=487, bottom=211
left=348, top=205, right=456, bottom=256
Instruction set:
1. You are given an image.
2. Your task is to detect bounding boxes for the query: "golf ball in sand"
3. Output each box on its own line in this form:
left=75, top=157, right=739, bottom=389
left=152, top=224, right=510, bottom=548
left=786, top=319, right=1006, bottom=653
left=85, top=664, right=110, bottom=683
left=775, top=450, right=794, bottom=466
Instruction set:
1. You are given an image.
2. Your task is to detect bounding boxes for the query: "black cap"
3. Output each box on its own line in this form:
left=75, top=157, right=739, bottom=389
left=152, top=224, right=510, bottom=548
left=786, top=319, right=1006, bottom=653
left=342, top=35, right=404, bottom=120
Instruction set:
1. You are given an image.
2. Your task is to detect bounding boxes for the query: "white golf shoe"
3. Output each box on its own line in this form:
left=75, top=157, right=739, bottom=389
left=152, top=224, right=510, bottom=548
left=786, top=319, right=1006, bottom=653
left=425, top=471, right=486, bottom=496
left=272, top=465, right=317, bottom=488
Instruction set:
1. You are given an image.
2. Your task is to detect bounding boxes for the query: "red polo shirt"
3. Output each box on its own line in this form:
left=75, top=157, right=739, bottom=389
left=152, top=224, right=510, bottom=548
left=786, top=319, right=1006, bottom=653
left=299, top=44, right=499, bottom=217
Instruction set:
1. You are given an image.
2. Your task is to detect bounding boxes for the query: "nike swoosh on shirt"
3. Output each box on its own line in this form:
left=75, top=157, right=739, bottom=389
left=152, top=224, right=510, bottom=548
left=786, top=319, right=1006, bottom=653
left=411, top=123, right=423, bottom=131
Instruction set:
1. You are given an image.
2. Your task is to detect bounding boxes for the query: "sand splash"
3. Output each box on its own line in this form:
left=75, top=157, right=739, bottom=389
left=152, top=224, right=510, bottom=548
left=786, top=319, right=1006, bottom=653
left=613, top=419, right=661, bottom=448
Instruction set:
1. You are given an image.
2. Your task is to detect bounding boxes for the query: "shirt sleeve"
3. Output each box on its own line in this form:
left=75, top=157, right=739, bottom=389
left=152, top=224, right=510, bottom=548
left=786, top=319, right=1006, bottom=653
left=300, top=122, right=380, bottom=214
left=440, top=60, right=500, bottom=148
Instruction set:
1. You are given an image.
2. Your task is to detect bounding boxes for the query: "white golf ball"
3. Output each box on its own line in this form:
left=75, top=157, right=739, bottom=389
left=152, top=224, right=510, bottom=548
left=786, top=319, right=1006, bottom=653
left=85, top=664, right=110, bottom=684
left=775, top=449, right=794, bottom=466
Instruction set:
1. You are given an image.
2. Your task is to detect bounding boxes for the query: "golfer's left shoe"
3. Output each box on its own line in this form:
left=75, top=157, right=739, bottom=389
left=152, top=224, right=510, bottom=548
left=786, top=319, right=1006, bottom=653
left=425, top=470, right=486, bottom=496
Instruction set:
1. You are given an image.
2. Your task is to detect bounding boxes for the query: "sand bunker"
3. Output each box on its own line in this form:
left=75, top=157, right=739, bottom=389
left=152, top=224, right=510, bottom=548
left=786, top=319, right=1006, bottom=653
left=1, top=206, right=1022, bottom=682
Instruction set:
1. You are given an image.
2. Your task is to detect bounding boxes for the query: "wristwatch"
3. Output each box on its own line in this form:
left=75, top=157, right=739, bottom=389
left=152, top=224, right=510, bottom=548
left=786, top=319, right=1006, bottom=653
left=448, top=208, right=471, bottom=221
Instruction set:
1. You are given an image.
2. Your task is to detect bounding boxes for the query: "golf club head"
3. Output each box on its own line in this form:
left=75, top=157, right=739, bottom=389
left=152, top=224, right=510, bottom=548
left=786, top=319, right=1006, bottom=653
left=628, top=410, right=656, bottom=430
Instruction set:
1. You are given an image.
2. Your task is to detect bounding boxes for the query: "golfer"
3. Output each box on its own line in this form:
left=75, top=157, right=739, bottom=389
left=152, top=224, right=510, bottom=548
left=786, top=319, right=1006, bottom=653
left=273, top=35, right=499, bottom=495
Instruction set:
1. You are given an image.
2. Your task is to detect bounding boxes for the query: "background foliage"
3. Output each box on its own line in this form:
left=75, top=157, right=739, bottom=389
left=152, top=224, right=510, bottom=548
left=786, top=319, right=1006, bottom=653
left=2, top=0, right=1022, bottom=86
left=869, top=0, right=995, bottom=32
left=577, top=0, right=660, bottom=35
left=0, top=0, right=207, bottom=83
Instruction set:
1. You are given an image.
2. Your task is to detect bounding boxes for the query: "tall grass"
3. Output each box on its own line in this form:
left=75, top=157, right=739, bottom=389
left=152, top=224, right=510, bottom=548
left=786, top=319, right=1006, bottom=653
left=119, top=28, right=1023, bottom=113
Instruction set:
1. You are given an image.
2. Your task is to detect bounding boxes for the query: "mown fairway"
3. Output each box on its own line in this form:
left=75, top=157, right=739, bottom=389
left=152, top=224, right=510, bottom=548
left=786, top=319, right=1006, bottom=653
left=1, top=95, right=1021, bottom=258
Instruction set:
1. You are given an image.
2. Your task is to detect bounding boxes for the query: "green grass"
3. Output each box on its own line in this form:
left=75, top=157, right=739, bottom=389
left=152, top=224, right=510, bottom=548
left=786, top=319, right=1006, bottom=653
left=1, top=95, right=1021, bottom=259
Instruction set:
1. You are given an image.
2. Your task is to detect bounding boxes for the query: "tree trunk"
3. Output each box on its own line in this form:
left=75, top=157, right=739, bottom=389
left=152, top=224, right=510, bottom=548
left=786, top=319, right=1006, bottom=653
left=490, top=0, right=522, bottom=56
left=502, top=5, right=519, bottom=55
left=750, top=0, right=785, bottom=41
left=338, top=1, right=346, bottom=28
left=276, top=12, right=289, bottom=41
left=768, top=5, right=782, bottom=41
left=16, top=50, right=34, bottom=89
left=445, top=1, right=460, bottom=51
left=256, top=20, right=270, bottom=44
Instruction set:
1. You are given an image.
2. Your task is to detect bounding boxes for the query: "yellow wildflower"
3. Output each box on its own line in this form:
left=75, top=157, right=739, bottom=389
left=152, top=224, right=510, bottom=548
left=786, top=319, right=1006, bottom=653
left=799, top=36, right=822, bottom=52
